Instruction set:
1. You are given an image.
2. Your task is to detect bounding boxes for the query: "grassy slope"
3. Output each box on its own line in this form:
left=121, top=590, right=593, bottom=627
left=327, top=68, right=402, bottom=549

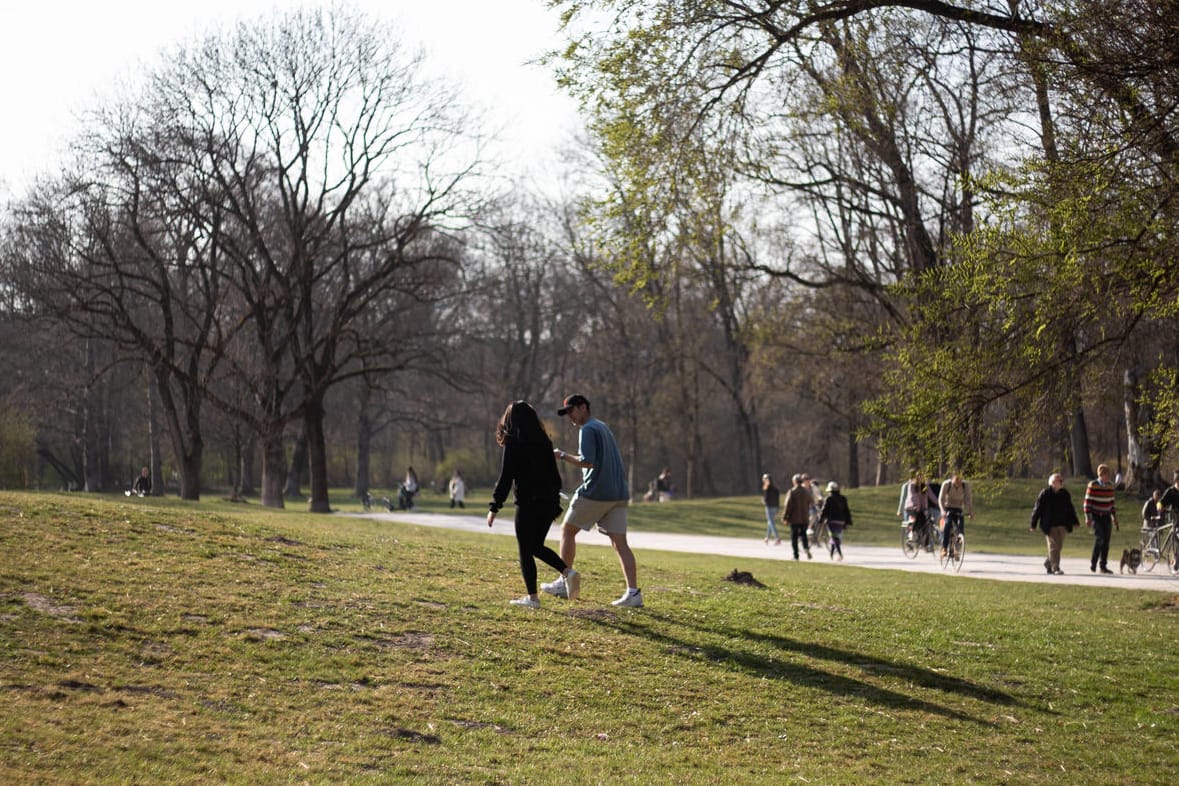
left=1, top=490, right=1176, bottom=785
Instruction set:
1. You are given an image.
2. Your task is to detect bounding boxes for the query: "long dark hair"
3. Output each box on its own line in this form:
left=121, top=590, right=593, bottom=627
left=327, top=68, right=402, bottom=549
left=495, top=400, right=551, bottom=447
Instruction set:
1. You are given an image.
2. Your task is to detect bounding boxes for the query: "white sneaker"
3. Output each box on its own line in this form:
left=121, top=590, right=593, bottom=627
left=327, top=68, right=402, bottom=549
left=540, top=576, right=568, bottom=598
left=509, top=596, right=539, bottom=608
left=805, top=528, right=814, bottom=537
left=611, top=589, right=643, bottom=608
left=564, top=570, right=581, bottom=600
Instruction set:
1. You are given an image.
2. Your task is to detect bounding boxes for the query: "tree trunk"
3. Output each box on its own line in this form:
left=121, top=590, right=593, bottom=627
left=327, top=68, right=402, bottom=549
left=82, top=341, right=102, bottom=493
left=147, top=373, right=163, bottom=496
left=354, top=405, right=372, bottom=498
left=847, top=428, right=860, bottom=489
left=305, top=396, right=332, bottom=513
left=260, top=428, right=287, bottom=508
left=1123, top=368, right=1162, bottom=492
left=1069, top=408, right=1094, bottom=479
left=285, top=428, right=308, bottom=500
left=239, top=434, right=256, bottom=496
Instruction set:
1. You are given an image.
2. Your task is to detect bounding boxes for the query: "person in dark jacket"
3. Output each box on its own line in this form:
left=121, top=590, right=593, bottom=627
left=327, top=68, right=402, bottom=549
left=487, top=401, right=576, bottom=608
left=782, top=474, right=813, bottom=560
left=130, top=466, right=151, bottom=497
left=818, top=481, right=853, bottom=560
left=1029, top=473, right=1080, bottom=575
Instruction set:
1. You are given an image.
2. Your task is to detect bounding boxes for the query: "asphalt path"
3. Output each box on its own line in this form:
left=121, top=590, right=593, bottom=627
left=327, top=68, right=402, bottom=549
left=343, top=510, right=1179, bottom=593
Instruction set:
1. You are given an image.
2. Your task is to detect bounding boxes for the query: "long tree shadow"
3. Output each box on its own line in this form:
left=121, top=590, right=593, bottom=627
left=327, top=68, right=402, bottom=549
left=591, top=610, right=1021, bottom=726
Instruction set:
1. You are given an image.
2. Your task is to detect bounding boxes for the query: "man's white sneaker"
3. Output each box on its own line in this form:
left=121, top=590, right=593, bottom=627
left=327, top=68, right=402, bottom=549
left=540, top=576, right=568, bottom=598
left=564, top=570, right=581, bottom=600
left=509, top=596, right=540, bottom=608
left=611, top=589, right=643, bottom=608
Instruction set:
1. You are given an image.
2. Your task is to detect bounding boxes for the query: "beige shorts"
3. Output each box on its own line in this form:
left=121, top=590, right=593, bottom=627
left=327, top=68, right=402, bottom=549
left=563, top=495, right=629, bottom=535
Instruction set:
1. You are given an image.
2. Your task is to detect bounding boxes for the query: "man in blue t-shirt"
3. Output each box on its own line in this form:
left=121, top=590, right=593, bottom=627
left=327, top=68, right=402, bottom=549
left=542, top=394, right=642, bottom=607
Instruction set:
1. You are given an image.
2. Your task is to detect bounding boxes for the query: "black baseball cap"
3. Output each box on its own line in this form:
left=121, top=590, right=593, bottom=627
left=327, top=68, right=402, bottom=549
left=557, top=394, right=589, bottom=416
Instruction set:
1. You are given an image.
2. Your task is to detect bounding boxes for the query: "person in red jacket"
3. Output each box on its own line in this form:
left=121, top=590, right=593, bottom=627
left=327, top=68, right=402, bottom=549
left=1083, top=464, right=1119, bottom=574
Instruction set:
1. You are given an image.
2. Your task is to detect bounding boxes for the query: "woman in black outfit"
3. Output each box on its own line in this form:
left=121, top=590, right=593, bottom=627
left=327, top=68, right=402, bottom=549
left=486, top=401, right=577, bottom=608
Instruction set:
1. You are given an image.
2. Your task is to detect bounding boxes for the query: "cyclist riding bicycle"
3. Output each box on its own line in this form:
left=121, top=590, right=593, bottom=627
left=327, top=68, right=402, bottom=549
left=1159, top=470, right=1179, bottom=517
left=938, top=473, right=973, bottom=558
left=898, top=471, right=938, bottom=546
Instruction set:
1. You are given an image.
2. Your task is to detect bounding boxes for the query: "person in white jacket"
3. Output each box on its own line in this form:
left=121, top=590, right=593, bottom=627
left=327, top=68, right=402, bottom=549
left=449, top=469, right=466, bottom=509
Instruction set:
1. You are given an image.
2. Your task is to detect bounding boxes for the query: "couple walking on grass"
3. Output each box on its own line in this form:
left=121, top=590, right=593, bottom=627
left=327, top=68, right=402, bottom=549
left=485, top=394, right=642, bottom=610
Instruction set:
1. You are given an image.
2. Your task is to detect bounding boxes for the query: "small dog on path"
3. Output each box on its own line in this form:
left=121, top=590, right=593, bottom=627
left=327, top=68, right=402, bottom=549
left=1119, top=548, right=1142, bottom=574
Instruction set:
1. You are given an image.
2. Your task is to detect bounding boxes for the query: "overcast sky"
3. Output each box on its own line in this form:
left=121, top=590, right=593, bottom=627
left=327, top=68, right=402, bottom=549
left=0, top=1, right=582, bottom=196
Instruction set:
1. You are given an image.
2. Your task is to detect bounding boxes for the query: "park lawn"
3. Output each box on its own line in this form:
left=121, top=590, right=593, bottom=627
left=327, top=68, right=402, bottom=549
left=1, top=490, right=1176, bottom=785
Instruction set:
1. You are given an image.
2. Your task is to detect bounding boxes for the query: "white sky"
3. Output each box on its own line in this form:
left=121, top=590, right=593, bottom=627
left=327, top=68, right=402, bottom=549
left=0, top=1, right=583, bottom=197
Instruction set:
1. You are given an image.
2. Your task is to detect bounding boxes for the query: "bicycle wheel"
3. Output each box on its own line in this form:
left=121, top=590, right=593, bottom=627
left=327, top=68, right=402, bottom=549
left=812, top=520, right=829, bottom=549
left=1163, top=530, right=1179, bottom=575
left=925, top=525, right=939, bottom=555
left=951, top=532, right=965, bottom=572
left=901, top=525, right=919, bottom=558
left=1140, top=529, right=1160, bottom=571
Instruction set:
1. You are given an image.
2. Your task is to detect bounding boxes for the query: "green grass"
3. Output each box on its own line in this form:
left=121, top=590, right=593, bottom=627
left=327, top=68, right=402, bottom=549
left=2, top=490, right=1176, bottom=784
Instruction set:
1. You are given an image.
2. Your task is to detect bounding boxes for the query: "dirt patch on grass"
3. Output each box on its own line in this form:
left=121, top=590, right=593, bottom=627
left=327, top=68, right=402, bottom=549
left=566, top=607, right=617, bottom=621
left=19, top=592, right=80, bottom=622
left=1144, top=595, right=1179, bottom=612
left=266, top=535, right=306, bottom=547
left=355, top=631, right=434, bottom=649
left=383, top=727, right=441, bottom=744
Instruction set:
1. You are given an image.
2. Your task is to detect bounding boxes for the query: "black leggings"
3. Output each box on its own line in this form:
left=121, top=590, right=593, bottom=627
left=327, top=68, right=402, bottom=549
left=789, top=523, right=811, bottom=558
left=1090, top=513, right=1113, bottom=570
left=515, top=504, right=567, bottom=595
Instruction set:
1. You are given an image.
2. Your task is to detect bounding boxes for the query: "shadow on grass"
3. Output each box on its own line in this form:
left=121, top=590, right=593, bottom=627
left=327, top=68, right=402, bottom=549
left=598, top=611, right=1020, bottom=725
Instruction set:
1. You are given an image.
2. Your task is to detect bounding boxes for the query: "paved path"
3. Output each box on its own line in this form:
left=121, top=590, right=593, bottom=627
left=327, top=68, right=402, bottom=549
left=343, top=511, right=1179, bottom=593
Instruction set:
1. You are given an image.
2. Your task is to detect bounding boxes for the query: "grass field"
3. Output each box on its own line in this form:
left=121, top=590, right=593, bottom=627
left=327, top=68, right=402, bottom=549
left=2, top=488, right=1176, bottom=785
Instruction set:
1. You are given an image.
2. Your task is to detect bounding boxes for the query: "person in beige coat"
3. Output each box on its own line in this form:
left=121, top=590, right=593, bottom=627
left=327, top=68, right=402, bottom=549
left=938, top=473, right=974, bottom=557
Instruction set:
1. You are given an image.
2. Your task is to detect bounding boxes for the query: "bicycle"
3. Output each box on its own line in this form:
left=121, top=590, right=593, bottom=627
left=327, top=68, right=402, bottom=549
left=1139, top=511, right=1177, bottom=573
left=939, top=511, right=966, bottom=572
left=901, top=511, right=939, bottom=559
left=809, top=508, right=829, bottom=550
left=361, top=491, right=394, bottom=513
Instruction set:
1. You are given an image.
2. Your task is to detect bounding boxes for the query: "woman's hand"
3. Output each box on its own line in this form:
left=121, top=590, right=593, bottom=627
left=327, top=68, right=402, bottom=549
left=486, top=511, right=496, bottom=528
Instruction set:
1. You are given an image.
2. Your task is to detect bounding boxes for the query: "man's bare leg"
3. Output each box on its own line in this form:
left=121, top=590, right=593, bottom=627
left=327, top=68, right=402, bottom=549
left=608, top=531, right=637, bottom=588
left=559, top=523, right=580, bottom=568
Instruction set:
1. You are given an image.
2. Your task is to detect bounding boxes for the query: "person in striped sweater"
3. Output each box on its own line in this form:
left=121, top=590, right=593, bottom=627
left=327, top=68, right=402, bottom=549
left=1083, top=464, right=1119, bottom=574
